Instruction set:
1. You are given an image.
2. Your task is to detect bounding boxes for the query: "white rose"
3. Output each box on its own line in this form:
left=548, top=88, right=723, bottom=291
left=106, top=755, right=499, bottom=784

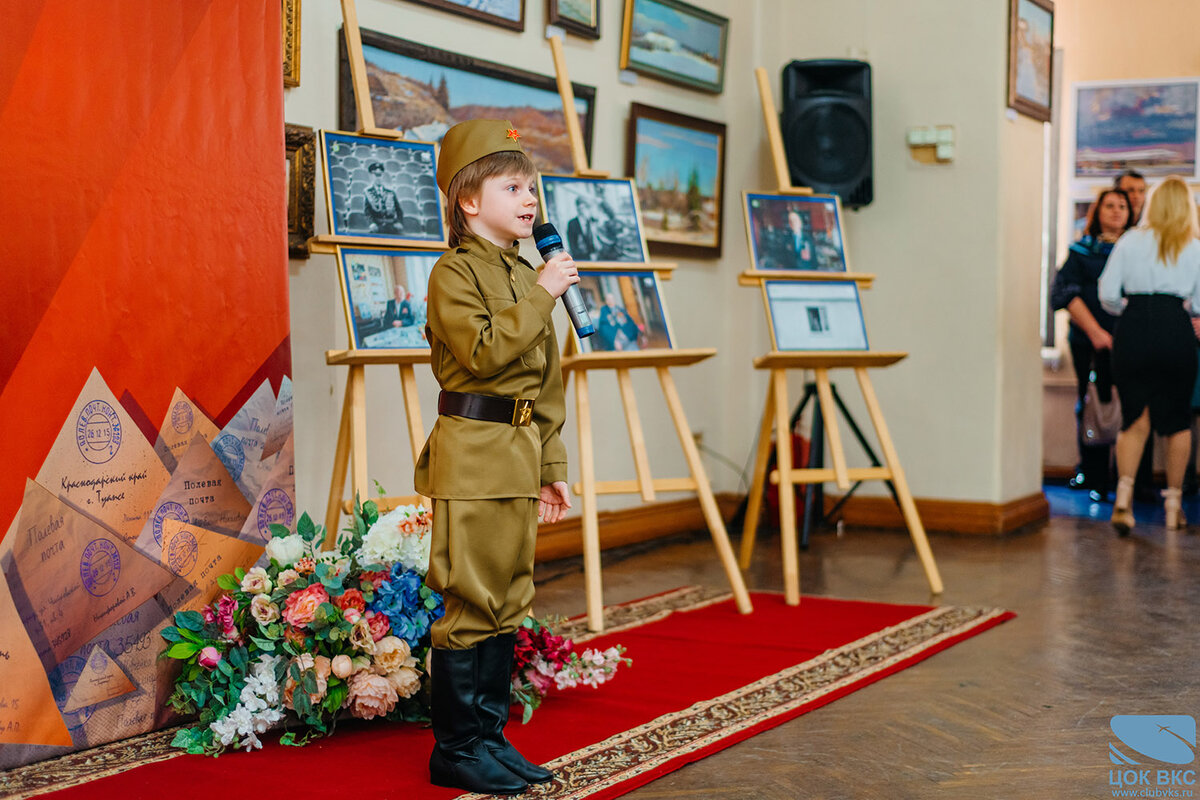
left=265, top=534, right=309, bottom=567
left=240, top=566, right=273, bottom=595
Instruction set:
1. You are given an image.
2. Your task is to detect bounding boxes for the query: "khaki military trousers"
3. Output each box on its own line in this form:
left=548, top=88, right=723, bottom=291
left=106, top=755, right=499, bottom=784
left=425, top=497, right=537, bottom=649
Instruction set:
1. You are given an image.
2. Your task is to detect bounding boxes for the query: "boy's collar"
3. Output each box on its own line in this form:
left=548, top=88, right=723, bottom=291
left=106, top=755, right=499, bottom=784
left=459, top=232, right=521, bottom=264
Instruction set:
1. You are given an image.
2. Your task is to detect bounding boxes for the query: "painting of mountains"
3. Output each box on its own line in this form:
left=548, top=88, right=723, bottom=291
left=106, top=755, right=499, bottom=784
left=339, top=29, right=594, bottom=176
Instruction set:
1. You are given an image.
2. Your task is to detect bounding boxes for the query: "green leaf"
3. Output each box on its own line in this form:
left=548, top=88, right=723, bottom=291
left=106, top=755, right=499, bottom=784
left=216, top=574, right=239, bottom=592
left=229, top=646, right=249, bottom=671
left=175, top=610, right=206, bottom=632
left=165, top=641, right=202, bottom=659
left=234, top=567, right=247, bottom=581
left=178, top=628, right=203, bottom=643
left=279, top=731, right=297, bottom=747
left=216, top=659, right=234, bottom=678
left=269, top=523, right=292, bottom=539
left=323, top=683, right=347, bottom=712
left=301, top=671, right=318, bottom=694
left=522, top=702, right=533, bottom=724
left=249, top=635, right=276, bottom=653
left=294, top=691, right=312, bottom=716
left=297, top=512, right=317, bottom=540
left=161, top=627, right=184, bottom=643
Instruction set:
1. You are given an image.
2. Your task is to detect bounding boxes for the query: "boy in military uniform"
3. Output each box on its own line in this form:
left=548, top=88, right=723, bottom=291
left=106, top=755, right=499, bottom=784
left=415, top=119, right=576, bottom=795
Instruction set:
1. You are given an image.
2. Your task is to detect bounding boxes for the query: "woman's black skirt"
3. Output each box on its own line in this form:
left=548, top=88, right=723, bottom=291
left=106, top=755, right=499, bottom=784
left=1111, top=294, right=1198, bottom=435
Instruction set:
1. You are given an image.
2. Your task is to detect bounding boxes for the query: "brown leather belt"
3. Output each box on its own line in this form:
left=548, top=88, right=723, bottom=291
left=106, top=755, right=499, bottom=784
left=438, top=390, right=534, bottom=426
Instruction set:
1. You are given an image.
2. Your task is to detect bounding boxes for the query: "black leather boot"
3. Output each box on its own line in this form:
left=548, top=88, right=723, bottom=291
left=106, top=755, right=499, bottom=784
left=429, top=646, right=528, bottom=795
left=477, top=633, right=556, bottom=784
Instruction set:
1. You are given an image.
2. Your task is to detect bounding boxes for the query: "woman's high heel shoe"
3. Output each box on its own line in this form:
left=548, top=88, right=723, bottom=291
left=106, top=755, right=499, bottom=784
left=1164, top=488, right=1186, bottom=531
left=1112, top=476, right=1135, bottom=537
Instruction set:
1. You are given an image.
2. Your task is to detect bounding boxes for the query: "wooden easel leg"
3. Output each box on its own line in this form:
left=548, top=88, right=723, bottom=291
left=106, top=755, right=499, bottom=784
left=658, top=368, right=753, bottom=615
left=575, top=370, right=605, bottom=631
left=854, top=368, right=944, bottom=594
left=325, top=375, right=354, bottom=542
left=616, top=368, right=655, bottom=503
left=772, top=369, right=801, bottom=605
left=398, top=364, right=429, bottom=507
left=739, top=384, right=777, bottom=569
left=348, top=364, right=369, bottom=508
left=814, top=368, right=850, bottom=491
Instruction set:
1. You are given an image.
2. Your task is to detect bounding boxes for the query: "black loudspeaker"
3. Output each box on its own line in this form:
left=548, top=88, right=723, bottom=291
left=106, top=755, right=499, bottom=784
left=781, top=59, right=873, bottom=208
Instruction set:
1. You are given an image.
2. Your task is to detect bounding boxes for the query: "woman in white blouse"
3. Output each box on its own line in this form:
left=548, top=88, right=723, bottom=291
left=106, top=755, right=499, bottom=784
left=1098, top=176, right=1200, bottom=534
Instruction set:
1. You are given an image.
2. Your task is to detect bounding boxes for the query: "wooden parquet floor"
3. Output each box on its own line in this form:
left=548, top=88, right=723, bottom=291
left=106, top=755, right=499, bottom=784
left=532, top=511, right=1200, bottom=800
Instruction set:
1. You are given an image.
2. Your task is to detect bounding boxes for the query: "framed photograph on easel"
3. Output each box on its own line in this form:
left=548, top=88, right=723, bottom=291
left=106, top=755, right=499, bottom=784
left=761, top=280, right=868, bottom=351
left=335, top=247, right=439, bottom=350
left=539, top=175, right=649, bottom=262
left=744, top=192, right=848, bottom=273
left=575, top=269, right=673, bottom=353
left=320, top=131, right=446, bottom=245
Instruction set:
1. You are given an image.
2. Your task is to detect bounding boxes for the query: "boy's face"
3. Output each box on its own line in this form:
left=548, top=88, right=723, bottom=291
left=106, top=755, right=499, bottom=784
left=461, top=171, right=539, bottom=247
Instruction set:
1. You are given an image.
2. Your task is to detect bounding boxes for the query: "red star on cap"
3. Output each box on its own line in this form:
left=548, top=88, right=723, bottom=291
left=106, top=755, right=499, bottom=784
left=506, top=128, right=521, bottom=141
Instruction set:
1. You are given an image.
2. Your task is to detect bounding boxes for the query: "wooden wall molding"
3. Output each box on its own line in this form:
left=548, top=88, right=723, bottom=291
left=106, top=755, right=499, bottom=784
left=535, top=493, right=741, bottom=563
left=822, top=491, right=1049, bottom=535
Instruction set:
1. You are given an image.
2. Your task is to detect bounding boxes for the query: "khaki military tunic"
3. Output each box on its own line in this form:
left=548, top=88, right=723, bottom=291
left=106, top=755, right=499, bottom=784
left=415, top=233, right=568, bottom=647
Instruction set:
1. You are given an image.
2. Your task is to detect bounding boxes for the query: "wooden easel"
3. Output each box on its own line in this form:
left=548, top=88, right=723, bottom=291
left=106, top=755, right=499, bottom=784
left=548, top=37, right=753, bottom=631
left=315, top=0, right=439, bottom=546
left=737, top=68, right=943, bottom=604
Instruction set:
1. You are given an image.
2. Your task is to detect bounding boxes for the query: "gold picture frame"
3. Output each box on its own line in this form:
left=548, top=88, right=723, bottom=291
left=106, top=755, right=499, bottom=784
left=283, top=0, right=301, bottom=88
left=286, top=123, right=315, bottom=258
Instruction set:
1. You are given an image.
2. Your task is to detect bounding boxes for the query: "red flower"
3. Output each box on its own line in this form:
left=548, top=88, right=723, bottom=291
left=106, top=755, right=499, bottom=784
left=334, top=589, right=366, bottom=614
left=364, top=610, right=391, bottom=642
left=360, top=571, right=388, bottom=590
left=284, top=625, right=308, bottom=649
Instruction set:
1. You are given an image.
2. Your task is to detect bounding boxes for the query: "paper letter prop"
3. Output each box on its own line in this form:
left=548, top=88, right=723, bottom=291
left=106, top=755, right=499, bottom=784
left=153, top=388, right=219, bottom=473
left=36, top=368, right=170, bottom=542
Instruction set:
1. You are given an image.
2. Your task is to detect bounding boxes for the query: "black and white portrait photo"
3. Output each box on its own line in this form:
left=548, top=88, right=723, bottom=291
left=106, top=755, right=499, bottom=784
left=321, top=131, right=445, bottom=243
left=540, top=175, right=648, bottom=263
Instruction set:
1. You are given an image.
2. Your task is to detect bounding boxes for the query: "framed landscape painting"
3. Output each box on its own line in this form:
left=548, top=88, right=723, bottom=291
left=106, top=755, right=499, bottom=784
left=401, top=0, right=525, bottom=32
left=619, top=0, right=728, bottom=94
left=339, top=29, right=595, bottom=176
left=626, top=102, right=725, bottom=257
left=549, top=0, right=600, bottom=39
left=1074, top=79, right=1199, bottom=179
left=1007, top=0, right=1053, bottom=122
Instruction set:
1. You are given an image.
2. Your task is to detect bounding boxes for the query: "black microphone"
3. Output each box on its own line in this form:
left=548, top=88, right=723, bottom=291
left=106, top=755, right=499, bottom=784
left=533, top=222, right=595, bottom=338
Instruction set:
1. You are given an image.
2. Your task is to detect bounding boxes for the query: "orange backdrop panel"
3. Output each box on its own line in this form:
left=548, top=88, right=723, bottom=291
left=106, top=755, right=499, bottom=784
left=0, top=1, right=288, bottom=533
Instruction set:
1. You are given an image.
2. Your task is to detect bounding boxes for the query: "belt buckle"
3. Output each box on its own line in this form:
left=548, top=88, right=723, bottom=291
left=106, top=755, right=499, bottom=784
left=512, top=398, right=533, bottom=427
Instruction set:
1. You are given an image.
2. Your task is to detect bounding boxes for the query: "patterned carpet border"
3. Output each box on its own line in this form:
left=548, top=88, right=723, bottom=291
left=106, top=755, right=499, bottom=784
left=458, top=597, right=1014, bottom=800
left=0, top=585, right=726, bottom=799
left=0, top=588, right=1012, bottom=800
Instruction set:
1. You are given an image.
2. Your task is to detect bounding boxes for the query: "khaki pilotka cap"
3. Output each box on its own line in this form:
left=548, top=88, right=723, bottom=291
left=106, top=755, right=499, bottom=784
left=435, top=119, right=526, bottom=195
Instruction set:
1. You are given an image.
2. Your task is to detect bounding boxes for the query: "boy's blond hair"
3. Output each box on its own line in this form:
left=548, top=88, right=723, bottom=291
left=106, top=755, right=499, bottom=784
left=445, top=151, right=537, bottom=248
left=1143, top=176, right=1199, bottom=266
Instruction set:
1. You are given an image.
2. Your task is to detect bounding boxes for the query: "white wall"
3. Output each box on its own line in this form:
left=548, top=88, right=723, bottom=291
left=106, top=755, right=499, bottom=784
left=283, top=0, right=1048, bottom=524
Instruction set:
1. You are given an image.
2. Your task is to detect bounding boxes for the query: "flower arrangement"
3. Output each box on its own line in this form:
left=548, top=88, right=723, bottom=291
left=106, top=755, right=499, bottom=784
left=160, top=497, right=629, bottom=755
left=511, top=616, right=630, bottom=723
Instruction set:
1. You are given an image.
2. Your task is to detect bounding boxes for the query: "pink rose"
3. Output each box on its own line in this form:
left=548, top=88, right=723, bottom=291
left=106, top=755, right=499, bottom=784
left=201, top=605, right=215, bottom=625
left=282, top=584, right=330, bottom=628
left=342, top=607, right=362, bottom=625
left=347, top=671, right=398, bottom=720
left=365, top=610, right=390, bottom=642
left=198, top=646, right=222, bottom=669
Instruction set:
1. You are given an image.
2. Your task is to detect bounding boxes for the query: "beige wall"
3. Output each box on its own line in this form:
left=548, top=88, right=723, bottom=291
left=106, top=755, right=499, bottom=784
left=284, top=0, right=1048, bottom=523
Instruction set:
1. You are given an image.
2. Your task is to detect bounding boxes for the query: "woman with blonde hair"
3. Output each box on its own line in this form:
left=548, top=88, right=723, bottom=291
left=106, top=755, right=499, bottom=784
left=1099, top=176, right=1200, bottom=534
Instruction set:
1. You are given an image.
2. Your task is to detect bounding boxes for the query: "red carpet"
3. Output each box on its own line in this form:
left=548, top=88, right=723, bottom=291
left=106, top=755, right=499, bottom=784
left=6, top=588, right=1013, bottom=799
